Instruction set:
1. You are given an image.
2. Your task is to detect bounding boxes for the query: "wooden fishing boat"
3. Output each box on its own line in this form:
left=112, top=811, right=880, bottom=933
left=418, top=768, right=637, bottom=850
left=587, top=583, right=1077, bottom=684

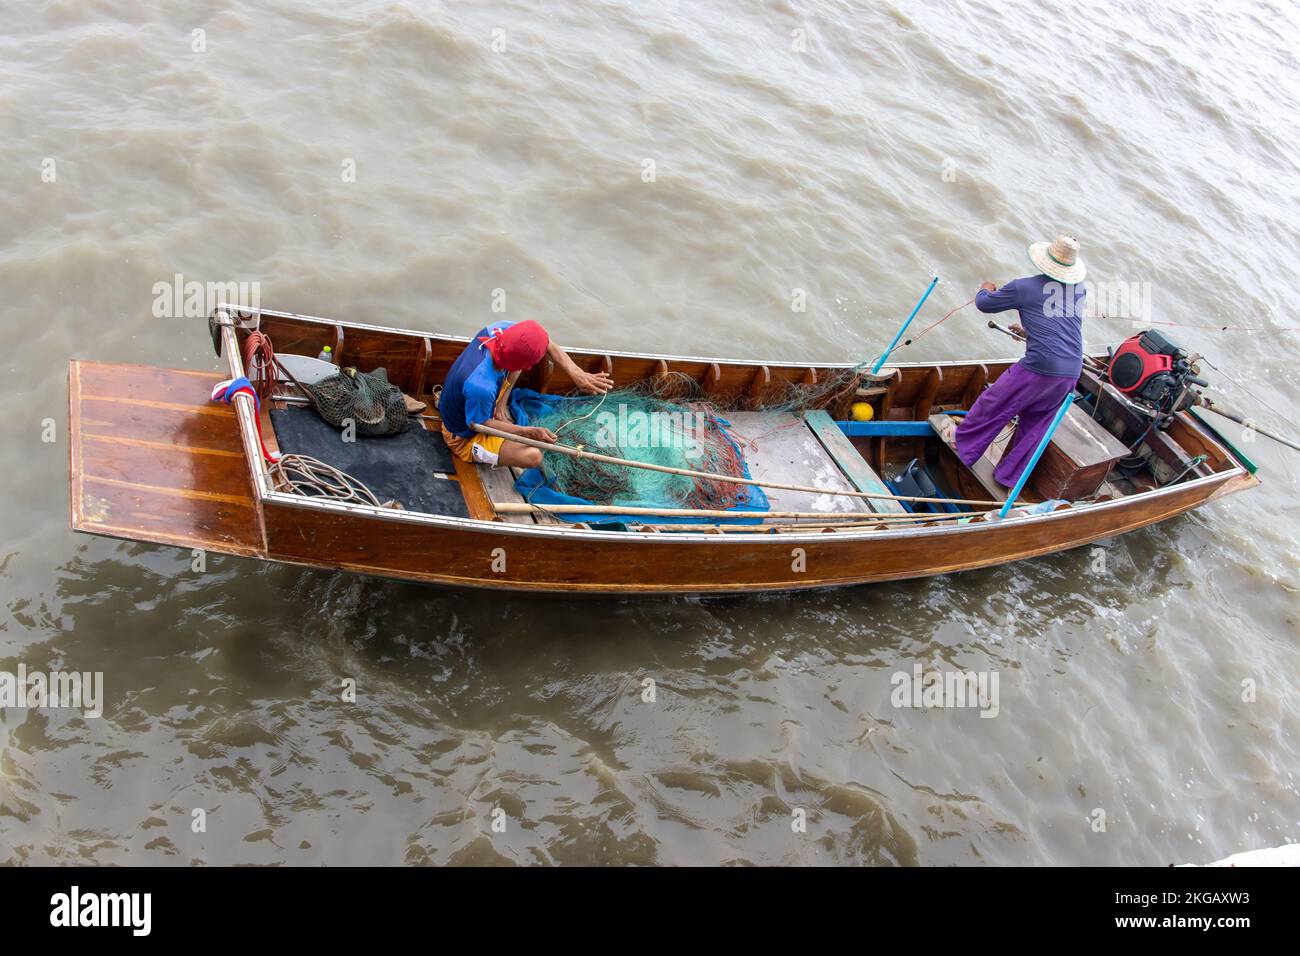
left=66, top=306, right=1259, bottom=595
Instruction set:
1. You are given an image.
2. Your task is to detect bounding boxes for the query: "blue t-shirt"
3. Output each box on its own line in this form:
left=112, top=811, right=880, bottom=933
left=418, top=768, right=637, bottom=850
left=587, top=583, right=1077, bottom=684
left=976, top=275, right=1086, bottom=378
left=440, top=321, right=514, bottom=438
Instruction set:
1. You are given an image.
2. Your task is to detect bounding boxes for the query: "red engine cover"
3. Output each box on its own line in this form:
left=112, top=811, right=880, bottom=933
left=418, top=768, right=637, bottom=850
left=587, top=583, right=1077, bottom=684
left=1109, top=334, right=1172, bottom=395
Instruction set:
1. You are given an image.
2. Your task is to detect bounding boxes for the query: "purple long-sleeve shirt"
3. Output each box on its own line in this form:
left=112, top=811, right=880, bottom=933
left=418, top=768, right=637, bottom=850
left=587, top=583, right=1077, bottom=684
left=976, top=274, right=1086, bottom=378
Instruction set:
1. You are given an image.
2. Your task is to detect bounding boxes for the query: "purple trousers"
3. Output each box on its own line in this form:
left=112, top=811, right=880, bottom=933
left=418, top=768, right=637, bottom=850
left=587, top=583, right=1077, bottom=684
left=954, top=362, right=1076, bottom=487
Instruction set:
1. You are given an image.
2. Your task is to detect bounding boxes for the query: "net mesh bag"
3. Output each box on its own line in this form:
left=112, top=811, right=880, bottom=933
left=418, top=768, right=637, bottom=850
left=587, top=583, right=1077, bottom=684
left=303, top=367, right=409, bottom=437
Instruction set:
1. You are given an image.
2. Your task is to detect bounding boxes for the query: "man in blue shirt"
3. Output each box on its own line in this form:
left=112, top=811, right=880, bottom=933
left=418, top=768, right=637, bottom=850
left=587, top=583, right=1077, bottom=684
left=954, top=234, right=1087, bottom=487
left=440, top=319, right=612, bottom=468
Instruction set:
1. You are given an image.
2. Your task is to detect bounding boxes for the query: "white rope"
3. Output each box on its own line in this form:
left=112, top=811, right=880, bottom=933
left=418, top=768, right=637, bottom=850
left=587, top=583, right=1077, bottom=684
left=270, top=453, right=396, bottom=508
left=552, top=386, right=613, bottom=439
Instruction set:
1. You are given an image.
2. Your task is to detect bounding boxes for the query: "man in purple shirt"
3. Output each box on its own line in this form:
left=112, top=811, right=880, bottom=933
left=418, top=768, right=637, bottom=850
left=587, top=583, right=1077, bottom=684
left=954, top=234, right=1087, bottom=488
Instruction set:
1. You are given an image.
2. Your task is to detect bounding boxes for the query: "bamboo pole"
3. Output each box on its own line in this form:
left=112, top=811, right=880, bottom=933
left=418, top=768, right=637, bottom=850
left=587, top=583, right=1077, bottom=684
left=273, top=392, right=444, bottom=424
left=471, top=423, right=1028, bottom=508
left=633, top=517, right=983, bottom=533
left=986, top=320, right=1107, bottom=374
left=493, top=502, right=998, bottom=521
left=1197, top=398, right=1300, bottom=453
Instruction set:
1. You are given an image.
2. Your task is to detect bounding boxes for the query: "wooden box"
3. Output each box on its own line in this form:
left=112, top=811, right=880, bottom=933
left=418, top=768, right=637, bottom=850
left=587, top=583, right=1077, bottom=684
left=1030, top=404, right=1130, bottom=500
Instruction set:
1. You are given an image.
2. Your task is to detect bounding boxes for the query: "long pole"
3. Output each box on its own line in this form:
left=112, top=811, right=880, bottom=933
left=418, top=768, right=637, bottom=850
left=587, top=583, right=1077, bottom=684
left=1197, top=399, right=1300, bottom=453
left=986, top=320, right=1107, bottom=374
left=275, top=392, right=444, bottom=423
left=471, top=422, right=1030, bottom=508
left=633, top=518, right=981, bottom=533
left=998, top=392, right=1075, bottom=519
left=494, top=502, right=993, bottom=521
left=869, top=275, right=939, bottom=374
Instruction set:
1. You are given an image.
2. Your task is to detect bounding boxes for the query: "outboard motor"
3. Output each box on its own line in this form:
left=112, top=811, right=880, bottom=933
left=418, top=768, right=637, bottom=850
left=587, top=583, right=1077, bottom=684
left=1107, top=330, right=1208, bottom=416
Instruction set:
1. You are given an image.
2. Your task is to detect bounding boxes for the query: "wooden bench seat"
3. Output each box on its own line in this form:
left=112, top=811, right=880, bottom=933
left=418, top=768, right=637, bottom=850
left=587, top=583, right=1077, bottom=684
left=475, top=464, right=566, bottom=526
left=932, top=402, right=1128, bottom=503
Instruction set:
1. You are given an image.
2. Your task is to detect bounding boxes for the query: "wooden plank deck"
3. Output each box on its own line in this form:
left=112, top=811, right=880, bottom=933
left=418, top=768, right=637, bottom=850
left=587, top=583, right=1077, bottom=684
left=723, top=411, right=873, bottom=519
left=803, top=410, right=907, bottom=513
left=511, top=467, right=564, bottom=525
left=478, top=464, right=533, bottom=524
left=69, top=360, right=265, bottom=556
left=474, top=465, right=567, bottom=526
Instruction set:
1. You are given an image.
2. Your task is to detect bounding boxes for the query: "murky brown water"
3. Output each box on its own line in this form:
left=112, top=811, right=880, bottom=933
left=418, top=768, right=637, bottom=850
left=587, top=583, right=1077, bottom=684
left=2, top=0, right=1298, bottom=865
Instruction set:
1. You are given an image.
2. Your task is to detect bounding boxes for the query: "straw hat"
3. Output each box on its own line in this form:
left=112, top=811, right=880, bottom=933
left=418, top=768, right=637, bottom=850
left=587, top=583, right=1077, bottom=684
left=1028, top=233, right=1087, bottom=284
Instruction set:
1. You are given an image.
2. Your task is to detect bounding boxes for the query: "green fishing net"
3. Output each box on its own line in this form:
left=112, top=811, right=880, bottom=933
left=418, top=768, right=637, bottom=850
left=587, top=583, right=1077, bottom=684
left=304, top=367, right=409, bottom=437
left=524, top=370, right=866, bottom=511
left=526, top=390, right=752, bottom=510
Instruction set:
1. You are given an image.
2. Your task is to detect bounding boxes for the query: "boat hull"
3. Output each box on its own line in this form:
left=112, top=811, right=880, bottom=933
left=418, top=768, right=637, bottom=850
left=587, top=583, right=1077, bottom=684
left=67, top=304, right=1260, bottom=596
left=252, top=469, right=1250, bottom=594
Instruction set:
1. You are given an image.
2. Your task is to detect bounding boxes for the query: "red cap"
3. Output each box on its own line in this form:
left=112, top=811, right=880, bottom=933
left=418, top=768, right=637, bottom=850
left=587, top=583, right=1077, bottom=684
left=479, top=320, right=549, bottom=371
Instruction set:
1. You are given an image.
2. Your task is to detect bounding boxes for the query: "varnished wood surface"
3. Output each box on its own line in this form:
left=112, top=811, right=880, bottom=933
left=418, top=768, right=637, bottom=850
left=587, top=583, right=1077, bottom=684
left=65, top=305, right=1262, bottom=594
left=448, top=451, right=494, bottom=521
left=232, top=306, right=1024, bottom=421
left=257, top=467, right=1251, bottom=594
left=69, top=360, right=264, bottom=557
left=1031, top=403, right=1131, bottom=500
left=477, top=463, right=532, bottom=524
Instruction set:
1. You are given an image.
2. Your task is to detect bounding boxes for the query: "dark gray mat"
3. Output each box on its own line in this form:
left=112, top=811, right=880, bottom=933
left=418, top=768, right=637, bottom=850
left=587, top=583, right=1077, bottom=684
left=269, top=406, right=468, bottom=518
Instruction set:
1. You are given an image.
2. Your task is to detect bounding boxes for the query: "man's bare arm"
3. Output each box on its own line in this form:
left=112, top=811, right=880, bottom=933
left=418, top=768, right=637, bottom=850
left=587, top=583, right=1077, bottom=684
left=547, top=340, right=614, bottom=394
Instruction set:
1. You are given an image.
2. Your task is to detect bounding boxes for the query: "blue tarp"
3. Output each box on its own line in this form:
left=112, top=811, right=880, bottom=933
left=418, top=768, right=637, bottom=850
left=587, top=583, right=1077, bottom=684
left=505, top=388, right=769, bottom=525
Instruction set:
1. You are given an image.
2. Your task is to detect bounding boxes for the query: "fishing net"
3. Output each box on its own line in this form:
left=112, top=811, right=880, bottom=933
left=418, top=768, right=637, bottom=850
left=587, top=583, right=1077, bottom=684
left=517, top=360, right=877, bottom=514
left=524, top=388, right=753, bottom=511
left=303, top=367, right=409, bottom=437
left=755, top=368, right=866, bottom=415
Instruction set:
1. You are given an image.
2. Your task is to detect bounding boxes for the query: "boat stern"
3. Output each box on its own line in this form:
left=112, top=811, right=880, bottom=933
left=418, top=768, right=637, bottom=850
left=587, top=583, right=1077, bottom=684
left=67, top=359, right=266, bottom=558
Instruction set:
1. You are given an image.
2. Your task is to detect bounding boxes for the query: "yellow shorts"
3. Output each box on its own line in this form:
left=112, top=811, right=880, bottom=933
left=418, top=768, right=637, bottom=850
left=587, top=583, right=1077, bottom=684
left=441, top=427, right=506, bottom=466
left=440, top=374, right=517, bottom=466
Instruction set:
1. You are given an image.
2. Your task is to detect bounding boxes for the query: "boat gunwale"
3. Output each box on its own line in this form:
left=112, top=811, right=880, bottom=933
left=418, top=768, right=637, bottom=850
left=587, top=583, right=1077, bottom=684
left=214, top=307, right=1252, bottom=545
left=219, top=303, right=1081, bottom=373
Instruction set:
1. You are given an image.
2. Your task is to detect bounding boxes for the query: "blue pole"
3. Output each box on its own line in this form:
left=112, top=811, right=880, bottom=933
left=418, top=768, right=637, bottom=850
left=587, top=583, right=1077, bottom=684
left=998, top=392, right=1076, bottom=519
left=869, top=275, right=939, bottom=375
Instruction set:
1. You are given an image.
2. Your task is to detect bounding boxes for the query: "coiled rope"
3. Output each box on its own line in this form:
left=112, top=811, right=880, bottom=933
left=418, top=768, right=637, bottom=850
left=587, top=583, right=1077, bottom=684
left=270, top=453, right=400, bottom=509
left=243, top=330, right=278, bottom=402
